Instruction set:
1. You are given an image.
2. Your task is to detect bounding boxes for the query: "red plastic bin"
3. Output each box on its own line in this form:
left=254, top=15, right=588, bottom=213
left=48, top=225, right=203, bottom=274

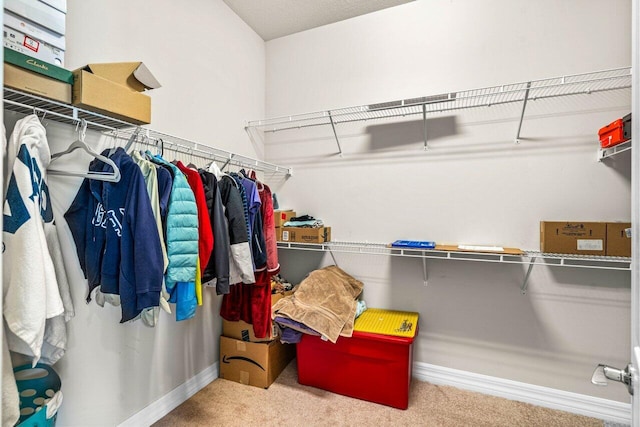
left=296, top=328, right=417, bottom=409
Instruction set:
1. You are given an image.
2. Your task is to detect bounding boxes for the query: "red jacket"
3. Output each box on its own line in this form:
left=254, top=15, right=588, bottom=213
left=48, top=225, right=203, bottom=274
left=176, top=161, right=213, bottom=273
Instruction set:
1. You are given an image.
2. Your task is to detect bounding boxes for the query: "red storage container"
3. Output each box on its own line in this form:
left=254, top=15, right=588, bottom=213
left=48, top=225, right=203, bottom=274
left=296, top=309, right=418, bottom=409
left=599, top=118, right=628, bottom=148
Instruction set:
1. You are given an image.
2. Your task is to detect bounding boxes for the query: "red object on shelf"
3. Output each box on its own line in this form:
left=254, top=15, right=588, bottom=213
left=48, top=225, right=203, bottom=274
left=599, top=118, right=629, bottom=149
left=296, top=328, right=417, bottom=409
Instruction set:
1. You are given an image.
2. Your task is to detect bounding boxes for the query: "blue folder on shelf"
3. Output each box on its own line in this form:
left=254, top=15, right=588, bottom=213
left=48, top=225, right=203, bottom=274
left=391, top=240, right=436, bottom=249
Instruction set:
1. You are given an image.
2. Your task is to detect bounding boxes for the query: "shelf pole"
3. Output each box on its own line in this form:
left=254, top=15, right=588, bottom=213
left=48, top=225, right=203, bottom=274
left=328, top=111, right=343, bottom=156
left=422, top=257, right=428, bottom=286
left=329, top=248, right=339, bottom=267
left=515, top=82, right=532, bottom=144
left=521, top=257, right=537, bottom=294
left=423, top=104, right=428, bottom=151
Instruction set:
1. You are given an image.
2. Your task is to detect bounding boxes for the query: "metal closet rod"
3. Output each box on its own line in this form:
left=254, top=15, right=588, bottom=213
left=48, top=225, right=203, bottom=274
left=112, top=129, right=292, bottom=175
left=3, top=91, right=292, bottom=176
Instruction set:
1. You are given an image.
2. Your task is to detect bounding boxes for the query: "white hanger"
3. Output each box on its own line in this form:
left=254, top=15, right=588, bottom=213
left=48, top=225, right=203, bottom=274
left=48, top=119, right=122, bottom=183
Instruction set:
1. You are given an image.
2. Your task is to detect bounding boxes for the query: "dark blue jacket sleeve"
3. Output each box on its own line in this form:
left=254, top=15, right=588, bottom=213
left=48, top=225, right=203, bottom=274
left=64, top=179, right=91, bottom=278
left=119, top=170, right=164, bottom=322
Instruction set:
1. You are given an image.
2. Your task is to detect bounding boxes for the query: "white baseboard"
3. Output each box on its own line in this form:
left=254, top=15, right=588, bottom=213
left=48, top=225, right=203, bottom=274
left=413, top=362, right=631, bottom=425
left=118, top=363, right=219, bottom=427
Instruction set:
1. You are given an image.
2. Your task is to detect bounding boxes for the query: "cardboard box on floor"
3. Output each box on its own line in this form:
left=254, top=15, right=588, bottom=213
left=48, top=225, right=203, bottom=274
left=278, top=226, right=331, bottom=243
left=72, top=62, right=161, bottom=124
left=222, top=291, right=294, bottom=342
left=219, top=336, right=296, bottom=389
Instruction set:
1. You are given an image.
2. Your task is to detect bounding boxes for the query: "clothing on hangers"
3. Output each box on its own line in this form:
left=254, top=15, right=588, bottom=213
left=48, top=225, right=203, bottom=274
left=64, top=147, right=164, bottom=323
left=147, top=153, right=198, bottom=321
left=217, top=175, right=255, bottom=285
left=3, top=115, right=66, bottom=366
left=199, top=169, right=231, bottom=295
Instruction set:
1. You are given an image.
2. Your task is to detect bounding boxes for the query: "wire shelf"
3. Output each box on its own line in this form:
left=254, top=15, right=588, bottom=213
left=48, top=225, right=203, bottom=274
left=4, top=87, right=293, bottom=176
left=248, top=67, right=632, bottom=132
left=276, top=240, right=631, bottom=271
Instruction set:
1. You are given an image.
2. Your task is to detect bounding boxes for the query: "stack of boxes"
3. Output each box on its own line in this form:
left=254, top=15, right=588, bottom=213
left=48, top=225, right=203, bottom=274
left=218, top=292, right=296, bottom=388
left=275, top=209, right=332, bottom=243
left=3, top=0, right=160, bottom=125
left=4, top=0, right=66, bottom=66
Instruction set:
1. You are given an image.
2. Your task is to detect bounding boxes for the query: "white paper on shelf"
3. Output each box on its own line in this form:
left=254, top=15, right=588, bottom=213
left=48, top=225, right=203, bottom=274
left=457, top=245, right=505, bottom=252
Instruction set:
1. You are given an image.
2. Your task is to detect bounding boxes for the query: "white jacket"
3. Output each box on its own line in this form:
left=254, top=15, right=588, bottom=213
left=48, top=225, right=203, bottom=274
left=3, top=115, right=65, bottom=364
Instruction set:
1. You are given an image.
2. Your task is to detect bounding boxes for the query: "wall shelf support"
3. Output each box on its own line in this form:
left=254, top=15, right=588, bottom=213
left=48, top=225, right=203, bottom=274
left=515, top=82, right=532, bottom=144
left=521, top=257, right=537, bottom=294
left=328, top=111, right=343, bottom=156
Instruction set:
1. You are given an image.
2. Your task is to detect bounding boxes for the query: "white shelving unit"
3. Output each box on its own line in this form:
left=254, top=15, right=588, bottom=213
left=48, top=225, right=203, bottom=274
left=247, top=67, right=632, bottom=154
left=277, top=241, right=631, bottom=293
left=4, top=88, right=293, bottom=177
left=254, top=68, right=632, bottom=292
left=598, top=139, right=632, bottom=161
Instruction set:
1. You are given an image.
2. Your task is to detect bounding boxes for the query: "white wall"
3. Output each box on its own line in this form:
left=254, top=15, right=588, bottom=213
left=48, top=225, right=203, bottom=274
left=265, top=0, right=633, bottom=403
left=3, top=0, right=265, bottom=425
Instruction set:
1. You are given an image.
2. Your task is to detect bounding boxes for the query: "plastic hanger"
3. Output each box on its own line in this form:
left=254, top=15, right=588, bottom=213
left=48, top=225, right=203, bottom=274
left=48, top=119, right=122, bottom=183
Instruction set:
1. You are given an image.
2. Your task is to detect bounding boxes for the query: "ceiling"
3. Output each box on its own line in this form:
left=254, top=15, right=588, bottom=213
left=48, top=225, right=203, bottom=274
left=223, top=0, right=415, bottom=41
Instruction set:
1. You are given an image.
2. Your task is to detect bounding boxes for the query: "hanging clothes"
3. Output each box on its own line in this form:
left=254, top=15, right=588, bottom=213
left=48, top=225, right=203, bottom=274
left=131, top=151, right=172, bottom=326
left=149, top=153, right=199, bottom=321
left=256, top=178, right=279, bottom=274
left=199, top=169, right=231, bottom=295
left=64, top=148, right=164, bottom=323
left=175, top=161, right=214, bottom=277
left=234, top=172, right=267, bottom=270
left=213, top=169, right=255, bottom=285
left=3, top=114, right=65, bottom=363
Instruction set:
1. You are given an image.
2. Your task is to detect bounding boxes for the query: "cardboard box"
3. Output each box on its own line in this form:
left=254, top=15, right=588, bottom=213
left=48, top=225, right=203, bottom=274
left=606, top=222, right=631, bottom=257
left=5, top=0, right=66, bottom=35
left=4, top=48, right=71, bottom=83
left=278, top=227, right=331, bottom=243
left=274, top=210, right=297, bottom=228
left=5, top=9, right=66, bottom=51
left=4, top=25, right=64, bottom=66
left=219, top=336, right=296, bottom=389
left=297, top=309, right=418, bottom=409
left=4, top=62, right=71, bottom=103
left=540, top=221, right=607, bottom=255
left=83, top=62, right=161, bottom=92
left=222, top=291, right=293, bottom=342
left=72, top=68, right=151, bottom=124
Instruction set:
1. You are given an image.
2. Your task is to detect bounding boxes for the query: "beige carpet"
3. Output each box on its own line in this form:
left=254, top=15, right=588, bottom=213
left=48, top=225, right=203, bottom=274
left=154, top=360, right=605, bottom=427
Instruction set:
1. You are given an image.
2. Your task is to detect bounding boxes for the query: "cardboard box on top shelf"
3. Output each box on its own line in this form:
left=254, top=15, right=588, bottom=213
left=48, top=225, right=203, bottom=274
left=606, top=222, right=631, bottom=257
left=277, top=226, right=331, bottom=244
left=274, top=210, right=296, bottom=228
left=5, top=0, right=66, bottom=35
left=219, top=336, right=296, bottom=389
left=222, top=291, right=294, bottom=343
left=72, top=62, right=161, bottom=125
left=4, top=25, right=65, bottom=66
left=540, top=221, right=607, bottom=256
left=4, top=62, right=70, bottom=103
left=4, top=48, right=72, bottom=103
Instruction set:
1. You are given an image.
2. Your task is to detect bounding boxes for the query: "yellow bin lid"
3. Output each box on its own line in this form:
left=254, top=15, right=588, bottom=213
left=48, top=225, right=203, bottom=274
left=354, top=308, right=419, bottom=338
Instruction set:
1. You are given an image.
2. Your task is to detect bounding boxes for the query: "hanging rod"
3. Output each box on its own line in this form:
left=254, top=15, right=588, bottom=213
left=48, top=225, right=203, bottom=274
left=3, top=87, right=293, bottom=177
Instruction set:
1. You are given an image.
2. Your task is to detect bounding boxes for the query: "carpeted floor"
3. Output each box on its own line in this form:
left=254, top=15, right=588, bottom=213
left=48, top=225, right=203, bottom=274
left=153, top=360, right=609, bottom=427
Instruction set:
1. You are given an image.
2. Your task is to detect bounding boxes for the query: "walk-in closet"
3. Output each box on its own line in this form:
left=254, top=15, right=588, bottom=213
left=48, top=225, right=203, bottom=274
left=1, top=1, right=639, bottom=426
